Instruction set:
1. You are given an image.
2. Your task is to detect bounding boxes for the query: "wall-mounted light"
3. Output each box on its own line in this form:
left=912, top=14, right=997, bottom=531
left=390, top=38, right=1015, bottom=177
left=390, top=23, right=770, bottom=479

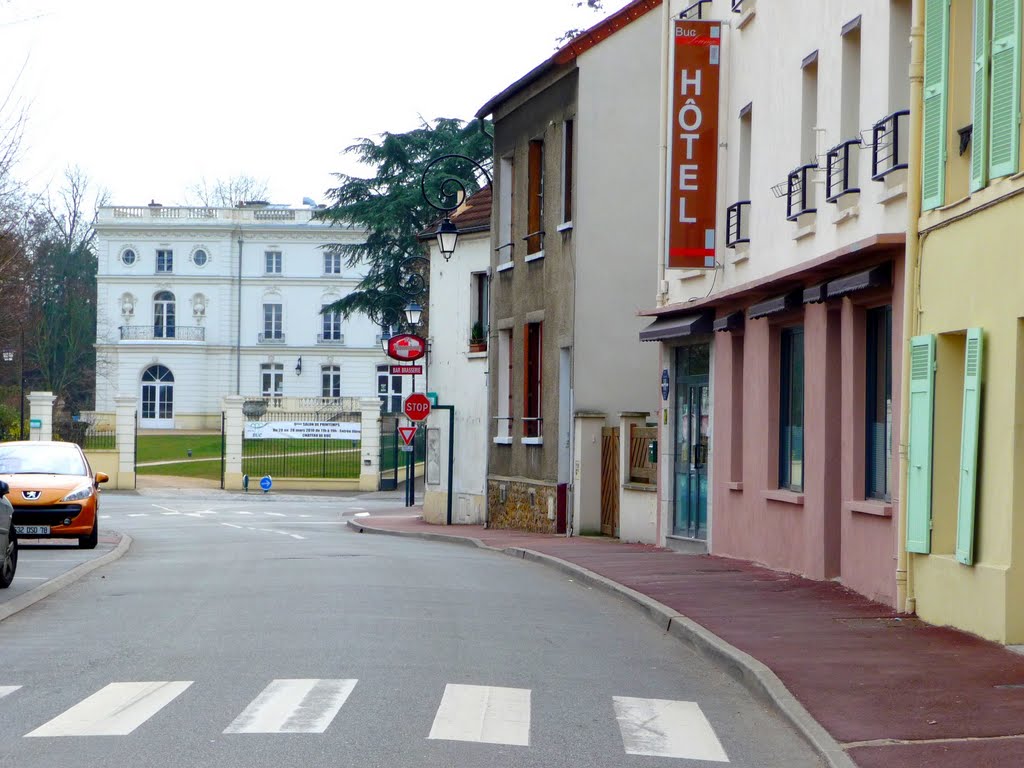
left=295, top=356, right=302, bottom=375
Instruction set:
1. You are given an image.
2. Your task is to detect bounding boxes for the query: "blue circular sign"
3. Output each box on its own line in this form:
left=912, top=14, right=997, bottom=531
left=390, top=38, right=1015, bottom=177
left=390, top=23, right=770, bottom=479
left=259, top=475, right=272, bottom=492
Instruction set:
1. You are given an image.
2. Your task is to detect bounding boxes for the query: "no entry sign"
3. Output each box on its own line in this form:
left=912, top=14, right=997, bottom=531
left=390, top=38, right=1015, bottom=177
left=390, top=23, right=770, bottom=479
left=403, top=393, right=431, bottom=422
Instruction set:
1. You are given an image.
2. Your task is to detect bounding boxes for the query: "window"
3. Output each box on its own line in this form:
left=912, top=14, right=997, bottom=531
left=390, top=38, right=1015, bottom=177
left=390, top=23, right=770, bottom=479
left=153, top=291, right=176, bottom=339
left=728, top=104, right=753, bottom=247
left=121, top=248, right=137, bottom=266
left=526, top=139, right=544, bottom=254
left=841, top=19, right=862, bottom=140
left=376, top=364, right=403, bottom=413
left=263, top=303, right=283, bottom=340
left=801, top=53, right=819, bottom=163
left=261, top=363, right=284, bottom=399
left=498, top=156, right=514, bottom=259
left=321, top=305, right=342, bottom=341
left=866, top=306, right=893, bottom=500
left=561, top=119, right=574, bottom=224
left=523, top=322, right=543, bottom=438
left=323, top=250, right=342, bottom=274
left=265, top=250, right=282, bottom=274
left=156, top=249, right=173, bottom=273
left=470, top=272, right=488, bottom=348
left=496, top=328, right=512, bottom=441
left=322, top=365, right=341, bottom=398
left=192, top=249, right=208, bottom=267
left=779, top=326, right=805, bottom=492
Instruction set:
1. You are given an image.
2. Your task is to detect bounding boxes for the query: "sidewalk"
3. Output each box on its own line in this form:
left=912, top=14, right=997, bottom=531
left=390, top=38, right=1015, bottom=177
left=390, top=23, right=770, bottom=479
left=351, top=512, right=1024, bottom=768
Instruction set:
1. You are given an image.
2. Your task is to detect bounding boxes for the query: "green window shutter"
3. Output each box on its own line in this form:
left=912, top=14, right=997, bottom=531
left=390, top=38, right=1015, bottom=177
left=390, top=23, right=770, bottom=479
left=971, top=0, right=991, bottom=192
left=907, top=335, right=936, bottom=554
left=989, top=0, right=1021, bottom=179
left=923, top=0, right=951, bottom=210
left=956, top=328, right=984, bottom=565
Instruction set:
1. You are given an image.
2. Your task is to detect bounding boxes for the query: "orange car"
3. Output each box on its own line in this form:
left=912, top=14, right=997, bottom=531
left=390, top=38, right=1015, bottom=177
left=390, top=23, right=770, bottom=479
left=0, top=441, right=108, bottom=548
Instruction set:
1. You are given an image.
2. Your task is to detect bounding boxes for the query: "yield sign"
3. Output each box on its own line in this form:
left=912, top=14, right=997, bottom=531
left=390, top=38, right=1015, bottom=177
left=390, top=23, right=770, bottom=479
left=398, top=426, right=417, bottom=446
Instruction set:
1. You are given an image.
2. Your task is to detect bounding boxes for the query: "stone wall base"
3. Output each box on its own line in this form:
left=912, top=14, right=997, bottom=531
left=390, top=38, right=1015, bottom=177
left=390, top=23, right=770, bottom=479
left=487, top=477, right=558, bottom=533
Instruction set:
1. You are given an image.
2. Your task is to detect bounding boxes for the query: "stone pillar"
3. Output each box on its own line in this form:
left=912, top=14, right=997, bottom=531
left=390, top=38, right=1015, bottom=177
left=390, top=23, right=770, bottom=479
left=113, top=395, right=138, bottom=489
left=222, top=396, right=245, bottom=490
left=572, top=412, right=606, bottom=535
left=27, top=392, right=56, bottom=442
left=359, top=397, right=382, bottom=492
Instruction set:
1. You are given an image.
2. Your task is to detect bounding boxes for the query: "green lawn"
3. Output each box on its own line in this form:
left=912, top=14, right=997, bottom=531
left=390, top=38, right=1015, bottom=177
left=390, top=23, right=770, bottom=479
left=139, top=458, right=222, bottom=481
left=137, top=434, right=222, bottom=463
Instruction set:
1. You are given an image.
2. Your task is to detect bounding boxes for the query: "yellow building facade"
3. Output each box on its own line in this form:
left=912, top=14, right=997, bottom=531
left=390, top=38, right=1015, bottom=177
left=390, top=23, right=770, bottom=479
left=907, top=0, right=1024, bottom=643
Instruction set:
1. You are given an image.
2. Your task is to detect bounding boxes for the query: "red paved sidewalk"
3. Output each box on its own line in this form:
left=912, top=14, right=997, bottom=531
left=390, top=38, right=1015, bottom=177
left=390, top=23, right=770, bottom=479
left=355, top=513, right=1024, bottom=768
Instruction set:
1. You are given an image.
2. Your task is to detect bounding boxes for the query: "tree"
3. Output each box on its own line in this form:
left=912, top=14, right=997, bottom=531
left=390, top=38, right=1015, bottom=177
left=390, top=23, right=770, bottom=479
left=557, top=0, right=605, bottom=46
left=315, top=117, right=492, bottom=329
left=186, top=174, right=271, bottom=207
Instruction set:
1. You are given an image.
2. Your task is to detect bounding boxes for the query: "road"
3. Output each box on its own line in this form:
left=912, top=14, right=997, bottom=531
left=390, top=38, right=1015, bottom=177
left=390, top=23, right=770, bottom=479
left=0, top=490, right=824, bottom=768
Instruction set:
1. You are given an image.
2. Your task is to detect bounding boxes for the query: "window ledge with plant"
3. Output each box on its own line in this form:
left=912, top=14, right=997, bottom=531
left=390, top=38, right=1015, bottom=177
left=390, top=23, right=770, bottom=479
left=469, top=322, right=487, bottom=353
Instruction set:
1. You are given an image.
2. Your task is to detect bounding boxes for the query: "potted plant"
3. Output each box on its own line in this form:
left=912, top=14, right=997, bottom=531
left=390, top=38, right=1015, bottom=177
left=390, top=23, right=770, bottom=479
left=469, top=321, right=487, bottom=353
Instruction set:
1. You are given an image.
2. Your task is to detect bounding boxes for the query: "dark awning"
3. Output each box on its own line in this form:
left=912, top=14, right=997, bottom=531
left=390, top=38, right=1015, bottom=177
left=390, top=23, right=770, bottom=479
left=748, top=290, right=801, bottom=319
left=826, top=263, right=891, bottom=299
left=803, top=284, right=828, bottom=304
left=713, top=311, right=744, bottom=333
left=639, top=313, right=713, bottom=342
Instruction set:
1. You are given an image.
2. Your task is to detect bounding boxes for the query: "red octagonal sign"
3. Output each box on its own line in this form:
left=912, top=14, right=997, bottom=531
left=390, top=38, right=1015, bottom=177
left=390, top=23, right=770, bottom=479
left=403, top=393, right=431, bottom=422
left=387, top=333, right=426, bottom=362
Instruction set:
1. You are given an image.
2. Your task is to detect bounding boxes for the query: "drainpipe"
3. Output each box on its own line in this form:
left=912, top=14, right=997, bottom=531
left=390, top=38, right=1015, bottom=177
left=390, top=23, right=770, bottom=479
left=236, top=233, right=243, bottom=395
left=656, top=0, right=671, bottom=308
left=897, top=0, right=925, bottom=615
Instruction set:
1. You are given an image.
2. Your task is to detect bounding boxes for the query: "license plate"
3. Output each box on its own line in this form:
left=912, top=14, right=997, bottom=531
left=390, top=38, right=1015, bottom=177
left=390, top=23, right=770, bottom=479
left=15, top=525, right=50, bottom=536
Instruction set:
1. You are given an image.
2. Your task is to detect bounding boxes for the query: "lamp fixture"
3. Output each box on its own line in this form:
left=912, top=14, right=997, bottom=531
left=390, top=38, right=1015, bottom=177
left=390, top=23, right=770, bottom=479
left=295, top=356, right=302, bottom=375
left=404, top=301, right=423, bottom=326
left=435, top=216, right=459, bottom=261
left=380, top=325, right=392, bottom=354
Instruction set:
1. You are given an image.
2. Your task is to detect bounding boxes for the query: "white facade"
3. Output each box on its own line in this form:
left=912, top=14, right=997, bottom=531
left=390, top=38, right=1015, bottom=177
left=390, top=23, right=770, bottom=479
left=422, top=218, right=490, bottom=524
left=94, top=204, right=390, bottom=430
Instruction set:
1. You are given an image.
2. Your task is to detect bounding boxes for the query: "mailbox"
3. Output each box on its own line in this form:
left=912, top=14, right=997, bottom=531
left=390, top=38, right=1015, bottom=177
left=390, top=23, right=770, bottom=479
left=648, top=439, right=658, bottom=464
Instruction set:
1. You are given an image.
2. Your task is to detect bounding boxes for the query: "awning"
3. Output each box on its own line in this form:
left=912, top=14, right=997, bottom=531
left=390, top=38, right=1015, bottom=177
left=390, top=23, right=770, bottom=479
left=713, top=311, right=744, bottom=333
left=802, top=284, right=828, bottom=304
left=747, top=290, right=801, bottom=319
left=639, top=312, right=713, bottom=342
left=826, top=264, right=891, bottom=299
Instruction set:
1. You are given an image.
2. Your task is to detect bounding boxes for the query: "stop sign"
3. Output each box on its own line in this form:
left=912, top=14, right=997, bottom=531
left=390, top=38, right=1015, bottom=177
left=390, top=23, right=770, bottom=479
left=403, top=392, right=431, bottom=422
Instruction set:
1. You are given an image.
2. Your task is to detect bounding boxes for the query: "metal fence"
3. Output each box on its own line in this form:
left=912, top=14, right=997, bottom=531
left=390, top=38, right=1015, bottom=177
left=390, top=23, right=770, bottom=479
left=379, top=420, right=426, bottom=473
left=241, top=410, right=362, bottom=480
left=54, top=420, right=117, bottom=450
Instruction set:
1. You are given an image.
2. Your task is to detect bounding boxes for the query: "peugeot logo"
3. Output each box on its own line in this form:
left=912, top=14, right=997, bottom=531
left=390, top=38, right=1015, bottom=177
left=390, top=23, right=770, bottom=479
left=22, top=491, right=41, bottom=500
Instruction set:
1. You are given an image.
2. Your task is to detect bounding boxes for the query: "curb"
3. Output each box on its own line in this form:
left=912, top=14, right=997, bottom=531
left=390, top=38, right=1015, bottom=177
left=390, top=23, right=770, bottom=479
left=0, top=533, right=134, bottom=624
left=347, top=519, right=857, bottom=768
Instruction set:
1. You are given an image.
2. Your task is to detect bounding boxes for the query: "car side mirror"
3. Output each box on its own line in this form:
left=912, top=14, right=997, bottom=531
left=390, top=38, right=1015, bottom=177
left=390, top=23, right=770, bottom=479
left=95, top=472, right=110, bottom=484
left=0, top=480, right=8, bottom=498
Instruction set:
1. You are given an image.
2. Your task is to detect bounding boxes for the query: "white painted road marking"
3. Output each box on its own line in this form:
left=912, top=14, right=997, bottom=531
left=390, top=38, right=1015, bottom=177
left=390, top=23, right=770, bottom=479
left=221, top=523, right=243, bottom=529
left=0, top=686, right=21, bottom=699
left=428, top=684, right=531, bottom=746
left=152, top=505, right=178, bottom=513
left=127, top=513, right=148, bottom=517
left=613, top=697, right=728, bottom=762
left=223, top=679, right=357, bottom=734
left=26, top=681, right=193, bottom=737
left=353, top=512, right=370, bottom=518
left=264, top=512, right=286, bottom=517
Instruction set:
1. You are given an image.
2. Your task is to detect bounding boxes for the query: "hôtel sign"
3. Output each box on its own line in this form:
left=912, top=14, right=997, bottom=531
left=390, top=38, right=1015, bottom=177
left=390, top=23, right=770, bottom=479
left=668, top=19, right=721, bottom=270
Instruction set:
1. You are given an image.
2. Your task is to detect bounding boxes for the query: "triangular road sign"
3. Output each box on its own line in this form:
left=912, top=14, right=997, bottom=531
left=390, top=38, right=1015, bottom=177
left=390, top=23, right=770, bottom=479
left=398, top=426, right=417, bottom=446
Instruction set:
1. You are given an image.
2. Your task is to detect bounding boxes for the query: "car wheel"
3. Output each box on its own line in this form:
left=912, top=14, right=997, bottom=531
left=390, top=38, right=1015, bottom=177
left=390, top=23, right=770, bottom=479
left=79, top=521, right=98, bottom=550
left=0, top=527, right=17, bottom=588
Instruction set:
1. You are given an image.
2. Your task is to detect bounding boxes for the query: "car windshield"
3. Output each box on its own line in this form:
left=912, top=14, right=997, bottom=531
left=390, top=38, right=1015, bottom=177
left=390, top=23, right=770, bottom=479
left=0, top=445, right=88, bottom=476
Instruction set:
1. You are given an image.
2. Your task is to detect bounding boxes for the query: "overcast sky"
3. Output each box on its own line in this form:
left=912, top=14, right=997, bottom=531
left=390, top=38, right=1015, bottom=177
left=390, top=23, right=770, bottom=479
left=0, top=0, right=620, bottom=207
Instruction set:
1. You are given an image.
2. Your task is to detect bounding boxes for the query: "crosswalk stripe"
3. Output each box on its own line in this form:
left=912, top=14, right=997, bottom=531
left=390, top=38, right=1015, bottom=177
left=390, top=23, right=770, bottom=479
left=0, top=686, right=21, bottom=699
left=613, top=696, right=728, bottom=762
left=223, top=679, right=357, bottom=734
left=428, top=684, right=530, bottom=746
left=25, top=681, right=193, bottom=737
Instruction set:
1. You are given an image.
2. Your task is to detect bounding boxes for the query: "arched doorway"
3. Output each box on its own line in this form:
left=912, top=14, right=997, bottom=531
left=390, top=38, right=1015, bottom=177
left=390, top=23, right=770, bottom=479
left=141, top=365, right=174, bottom=429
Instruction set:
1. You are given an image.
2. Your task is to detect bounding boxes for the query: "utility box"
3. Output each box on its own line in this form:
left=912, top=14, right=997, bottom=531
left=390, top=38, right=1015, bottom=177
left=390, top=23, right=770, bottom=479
left=648, top=439, right=658, bottom=464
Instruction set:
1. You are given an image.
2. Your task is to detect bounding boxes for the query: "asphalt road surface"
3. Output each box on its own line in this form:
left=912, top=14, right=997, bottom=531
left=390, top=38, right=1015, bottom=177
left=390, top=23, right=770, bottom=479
left=0, top=490, right=824, bottom=768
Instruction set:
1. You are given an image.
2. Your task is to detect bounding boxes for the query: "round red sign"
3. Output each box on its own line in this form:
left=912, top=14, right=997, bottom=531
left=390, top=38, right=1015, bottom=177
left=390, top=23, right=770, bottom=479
left=403, top=393, right=431, bottom=422
left=387, top=333, right=426, bottom=361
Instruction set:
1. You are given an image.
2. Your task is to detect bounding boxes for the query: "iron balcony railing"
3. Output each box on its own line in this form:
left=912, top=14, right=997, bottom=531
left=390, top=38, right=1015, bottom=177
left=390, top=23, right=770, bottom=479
left=871, top=109, right=910, bottom=180
left=731, top=0, right=743, bottom=11
left=826, top=139, right=862, bottom=202
left=317, top=333, right=345, bottom=345
left=257, top=332, right=286, bottom=344
left=120, top=326, right=205, bottom=341
left=725, top=200, right=751, bottom=247
left=786, top=164, right=818, bottom=221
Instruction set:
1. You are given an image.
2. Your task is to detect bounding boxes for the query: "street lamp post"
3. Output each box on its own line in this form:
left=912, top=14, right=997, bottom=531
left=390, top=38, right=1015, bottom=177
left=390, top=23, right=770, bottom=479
left=420, top=153, right=492, bottom=261
left=2, top=329, right=26, bottom=440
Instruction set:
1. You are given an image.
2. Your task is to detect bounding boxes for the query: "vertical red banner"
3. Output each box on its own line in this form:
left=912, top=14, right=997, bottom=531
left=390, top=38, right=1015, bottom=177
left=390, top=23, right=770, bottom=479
left=668, top=19, right=721, bottom=270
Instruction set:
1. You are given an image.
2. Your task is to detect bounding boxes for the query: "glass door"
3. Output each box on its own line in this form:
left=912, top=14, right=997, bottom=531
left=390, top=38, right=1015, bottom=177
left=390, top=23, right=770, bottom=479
left=673, top=345, right=710, bottom=539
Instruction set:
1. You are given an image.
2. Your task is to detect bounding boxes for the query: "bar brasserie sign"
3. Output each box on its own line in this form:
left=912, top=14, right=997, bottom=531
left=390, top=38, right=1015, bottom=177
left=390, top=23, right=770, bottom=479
left=668, top=19, right=721, bottom=270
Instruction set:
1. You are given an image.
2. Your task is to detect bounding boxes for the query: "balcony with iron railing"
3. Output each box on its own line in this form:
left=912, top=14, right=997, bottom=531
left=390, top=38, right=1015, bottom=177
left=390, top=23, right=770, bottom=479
left=870, top=110, right=910, bottom=180
left=826, top=139, right=862, bottom=203
left=257, top=332, right=286, bottom=344
left=786, top=164, right=818, bottom=221
left=119, top=326, right=205, bottom=342
left=726, top=200, right=751, bottom=247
